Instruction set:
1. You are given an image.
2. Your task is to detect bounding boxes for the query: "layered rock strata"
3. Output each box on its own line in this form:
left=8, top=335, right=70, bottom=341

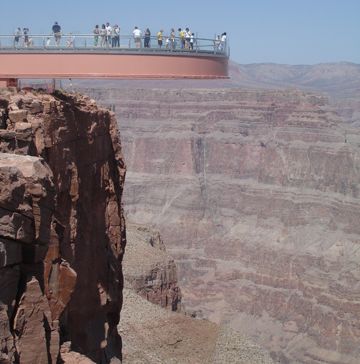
left=0, top=89, right=126, bottom=363
left=82, top=87, right=360, bottom=364
left=124, top=223, right=181, bottom=311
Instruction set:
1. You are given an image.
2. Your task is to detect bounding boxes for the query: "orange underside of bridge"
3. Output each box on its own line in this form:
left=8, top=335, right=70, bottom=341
left=0, top=53, right=228, bottom=83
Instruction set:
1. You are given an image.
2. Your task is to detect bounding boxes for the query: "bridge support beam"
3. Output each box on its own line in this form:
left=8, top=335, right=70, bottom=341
left=0, top=53, right=228, bottom=80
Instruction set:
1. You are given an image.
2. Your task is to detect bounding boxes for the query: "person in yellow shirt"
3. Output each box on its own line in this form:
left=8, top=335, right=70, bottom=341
left=178, top=28, right=185, bottom=49
left=157, top=29, right=164, bottom=48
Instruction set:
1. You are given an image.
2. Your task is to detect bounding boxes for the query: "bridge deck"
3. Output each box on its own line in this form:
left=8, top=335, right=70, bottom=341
left=0, top=34, right=229, bottom=82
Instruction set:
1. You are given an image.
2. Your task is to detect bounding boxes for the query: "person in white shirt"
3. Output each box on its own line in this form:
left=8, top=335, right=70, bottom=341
left=14, top=27, right=22, bottom=48
left=100, top=24, right=107, bottom=47
left=66, top=33, right=75, bottom=48
left=190, top=33, right=194, bottom=50
left=106, top=22, right=112, bottom=46
left=185, top=28, right=191, bottom=49
left=220, top=32, right=227, bottom=51
left=133, top=26, right=142, bottom=48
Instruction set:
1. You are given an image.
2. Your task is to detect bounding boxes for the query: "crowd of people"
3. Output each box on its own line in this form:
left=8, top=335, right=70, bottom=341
left=93, top=23, right=120, bottom=47
left=12, top=22, right=227, bottom=52
left=130, top=27, right=196, bottom=50
left=92, top=24, right=227, bottom=51
left=13, top=22, right=63, bottom=47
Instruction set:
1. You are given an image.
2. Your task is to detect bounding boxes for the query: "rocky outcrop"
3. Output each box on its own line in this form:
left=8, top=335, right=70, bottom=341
left=123, top=223, right=181, bottom=311
left=120, top=288, right=273, bottom=364
left=122, top=220, right=271, bottom=363
left=0, top=89, right=126, bottom=363
left=80, top=87, right=360, bottom=364
left=0, top=153, right=73, bottom=364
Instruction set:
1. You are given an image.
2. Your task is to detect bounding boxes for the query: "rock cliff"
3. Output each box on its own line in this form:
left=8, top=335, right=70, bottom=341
left=81, top=87, right=360, bottom=364
left=0, top=89, right=126, bottom=363
left=124, top=223, right=181, bottom=311
left=0, top=153, right=72, bottom=364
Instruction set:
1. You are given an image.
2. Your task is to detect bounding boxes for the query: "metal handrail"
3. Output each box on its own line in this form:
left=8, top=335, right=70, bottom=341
left=0, top=33, right=229, bottom=57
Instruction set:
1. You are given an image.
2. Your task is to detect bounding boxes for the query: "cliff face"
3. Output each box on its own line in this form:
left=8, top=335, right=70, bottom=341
left=0, top=89, right=126, bottom=363
left=123, top=223, right=181, bottom=311
left=0, top=153, right=70, bottom=364
left=81, top=87, right=360, bottom=364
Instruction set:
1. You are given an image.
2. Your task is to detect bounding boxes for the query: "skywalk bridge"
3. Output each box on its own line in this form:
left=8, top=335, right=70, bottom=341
left=0, top=33, right=229, bottom=86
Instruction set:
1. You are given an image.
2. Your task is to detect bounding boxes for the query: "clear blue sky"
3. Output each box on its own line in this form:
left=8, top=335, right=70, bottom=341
left=1, top=0, right=359, bottom=64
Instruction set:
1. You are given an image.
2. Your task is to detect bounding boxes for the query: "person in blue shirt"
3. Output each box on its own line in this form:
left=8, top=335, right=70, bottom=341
left=52, top=22, right=61, bottom=46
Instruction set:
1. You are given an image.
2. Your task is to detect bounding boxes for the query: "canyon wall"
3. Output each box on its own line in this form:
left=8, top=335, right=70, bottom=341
left=83, top=87, right=360, bottom=364
left=0, top=89, right=126, bottom=363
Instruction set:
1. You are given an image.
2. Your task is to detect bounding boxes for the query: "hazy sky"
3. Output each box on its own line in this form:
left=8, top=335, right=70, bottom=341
left=1, top=0, right=359, bottom=64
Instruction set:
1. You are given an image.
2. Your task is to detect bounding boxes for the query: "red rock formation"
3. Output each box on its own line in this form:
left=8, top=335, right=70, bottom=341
left=0, top=89, right=126, bottom=363
left=82, top=87, right=360, bottom=364
left=124, top=223, right=182, bottom=311
left=0, top=153, right=68, bottom=364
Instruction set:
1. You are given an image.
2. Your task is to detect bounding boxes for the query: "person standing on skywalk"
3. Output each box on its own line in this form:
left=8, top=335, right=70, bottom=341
left=52, top=21, right=62, bottom=46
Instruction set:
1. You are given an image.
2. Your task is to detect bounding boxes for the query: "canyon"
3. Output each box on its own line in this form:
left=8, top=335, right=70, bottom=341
left=0, top=86, right=270, bottom=364
left=80, top=80, right=360, bottom=364
left=1, top=61, right=359, bottom=363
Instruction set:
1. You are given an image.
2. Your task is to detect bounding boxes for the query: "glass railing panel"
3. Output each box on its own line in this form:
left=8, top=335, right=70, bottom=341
left=0, top=34, right=229, bottom=56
